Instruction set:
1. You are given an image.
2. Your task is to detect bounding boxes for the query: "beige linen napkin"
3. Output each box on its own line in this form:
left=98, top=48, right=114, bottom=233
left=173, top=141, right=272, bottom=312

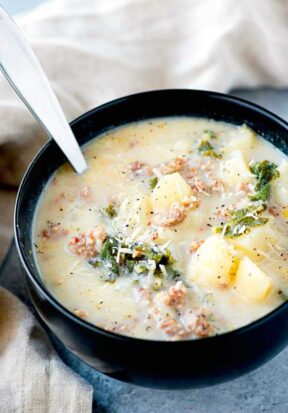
left=1, top=0, right=288, bottom=411
left=0, top=288, right=92, bottom=412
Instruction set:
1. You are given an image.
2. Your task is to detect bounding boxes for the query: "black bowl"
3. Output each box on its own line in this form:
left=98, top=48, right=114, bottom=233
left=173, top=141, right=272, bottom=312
left=14, top=89, right=288, bottom=389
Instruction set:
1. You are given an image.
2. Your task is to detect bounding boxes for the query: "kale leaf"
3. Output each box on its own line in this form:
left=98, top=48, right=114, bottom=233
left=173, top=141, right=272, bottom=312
left=89, top=237, right=176, bottom=285
left=149, top=177, right=158, bottom=190
left=89, top=237, right=119, bottom=282
left=250, top=160, right=279, bottom=191
left=249, top=183, right=271, bottom=202
left=249, top=160, right=279, bottom=204
left=198, top=140, right=222, bottom=159
left=214, top=204, right=268, bottom=238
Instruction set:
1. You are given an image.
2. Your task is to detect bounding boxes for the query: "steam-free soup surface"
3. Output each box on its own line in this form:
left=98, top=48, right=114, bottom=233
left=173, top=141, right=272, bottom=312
left=33, top=117, right=288, bottom=340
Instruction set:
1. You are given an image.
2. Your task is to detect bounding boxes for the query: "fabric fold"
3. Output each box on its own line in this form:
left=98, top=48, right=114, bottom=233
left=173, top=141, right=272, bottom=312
left=0, top=287, right=93, bottom=413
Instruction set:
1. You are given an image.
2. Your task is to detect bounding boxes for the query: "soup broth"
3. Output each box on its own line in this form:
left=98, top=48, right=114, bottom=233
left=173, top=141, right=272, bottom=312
left=33, top=117, right=288, bottom=340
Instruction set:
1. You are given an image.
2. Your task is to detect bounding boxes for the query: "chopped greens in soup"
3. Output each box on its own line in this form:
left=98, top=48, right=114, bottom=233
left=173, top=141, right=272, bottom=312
left=33, top=117, right=288, bottom=340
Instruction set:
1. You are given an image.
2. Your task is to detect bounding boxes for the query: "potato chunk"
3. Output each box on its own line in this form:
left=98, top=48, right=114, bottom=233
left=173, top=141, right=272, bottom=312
left=234, top=257, right=272, bottom=302
left=115, top=195, right=152, bottom=235
left=188, top=235, right=236, bottom=288
left=219, top=150, right=253, bottom=186
left=273, top=159, right=288, bottom=207
left=151, top=172, right=191, bottom=210
left=223, top=124, right=256, bottom=154
left=231, top=219, right=279, bottom=261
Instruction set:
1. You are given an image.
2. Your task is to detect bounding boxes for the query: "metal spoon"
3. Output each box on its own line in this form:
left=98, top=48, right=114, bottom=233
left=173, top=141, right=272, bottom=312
left=0, top=6, right=87, bottom=174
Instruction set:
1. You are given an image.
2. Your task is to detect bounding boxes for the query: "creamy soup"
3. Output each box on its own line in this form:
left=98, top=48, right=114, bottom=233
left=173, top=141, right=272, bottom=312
left=33, top=117, right=288, bottom=340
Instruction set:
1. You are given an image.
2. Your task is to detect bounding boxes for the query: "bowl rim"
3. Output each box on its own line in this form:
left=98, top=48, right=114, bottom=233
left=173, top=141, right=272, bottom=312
left=14, top=88, right=288, bottom=345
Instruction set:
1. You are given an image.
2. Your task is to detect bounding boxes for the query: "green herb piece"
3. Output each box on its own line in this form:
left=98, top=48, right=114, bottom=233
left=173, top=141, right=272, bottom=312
left=162, top=249, right=176, bottom=266
left=232, top=204, right=266, bottom=220
left=99, top=237, right=117, bottom=260
left=248, top=160, right=279, bottom=204
left=104, top=259, right=120, bottom=282
left=198, top=140, right=222, bottom=159
left=249, top=183, right=271, bottom=202
left=122, top=243, right=176, bottom=283
left=97, top=237, right=120, bottom=280
left=216, top=217, right=269, bottom=238
left=134, top=243, right=175, bottom=266
left=250, top=160, right=279, bottom=192
left=89, top=235, right=177, bottom=284
left=214, top=204, right=268, bottom=238
left=149, top=177, right=158, bottom=190
left=104, top=203, right=117, bottom=218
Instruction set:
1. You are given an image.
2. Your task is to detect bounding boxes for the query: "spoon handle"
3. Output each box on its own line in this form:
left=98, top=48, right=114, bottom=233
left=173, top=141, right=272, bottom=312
left=0, top=7, right=87, bottom=174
